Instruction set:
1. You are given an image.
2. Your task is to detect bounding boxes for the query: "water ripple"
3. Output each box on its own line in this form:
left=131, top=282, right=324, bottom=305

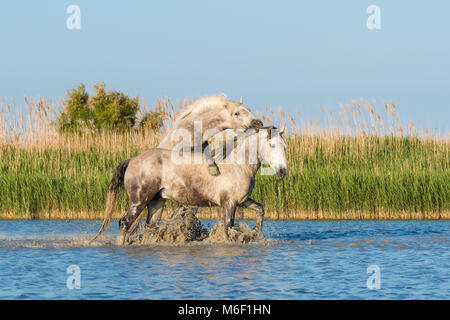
left=0, top=219, right=448, bottom=299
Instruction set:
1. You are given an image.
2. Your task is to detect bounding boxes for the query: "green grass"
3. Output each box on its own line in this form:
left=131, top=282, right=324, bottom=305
left=1, top=134, right=448, bottom=219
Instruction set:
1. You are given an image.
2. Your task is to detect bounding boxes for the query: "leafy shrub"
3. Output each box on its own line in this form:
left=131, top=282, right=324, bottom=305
left=57, top=82, right=163, bottom=133
left=57, top=83, right=92, bottom=132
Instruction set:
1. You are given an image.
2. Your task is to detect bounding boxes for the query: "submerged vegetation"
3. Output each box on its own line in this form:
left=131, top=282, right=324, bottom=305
left=0, top=92, right=448, bottom=219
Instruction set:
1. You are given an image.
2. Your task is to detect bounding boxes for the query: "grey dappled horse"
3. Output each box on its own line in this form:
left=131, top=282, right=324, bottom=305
left=92, top=126, right=288, bottom=244
left=122, top=94, right=263, bottom=231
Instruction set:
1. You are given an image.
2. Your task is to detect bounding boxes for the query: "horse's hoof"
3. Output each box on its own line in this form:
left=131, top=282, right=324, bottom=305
left=115, top=231, right=126, bottom=245
left=208, top=164, right=220, bottom=176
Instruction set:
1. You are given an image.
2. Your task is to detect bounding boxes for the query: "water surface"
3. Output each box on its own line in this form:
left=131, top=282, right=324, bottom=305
left=0, top=220, right=448, bottom=299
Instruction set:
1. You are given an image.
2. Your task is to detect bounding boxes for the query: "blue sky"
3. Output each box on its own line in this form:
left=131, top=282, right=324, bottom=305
left=0, top=1, right=449, bottom=131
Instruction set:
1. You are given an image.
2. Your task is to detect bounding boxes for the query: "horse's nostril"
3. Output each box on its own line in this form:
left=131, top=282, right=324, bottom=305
left=250, top=119, right=263, bottom=129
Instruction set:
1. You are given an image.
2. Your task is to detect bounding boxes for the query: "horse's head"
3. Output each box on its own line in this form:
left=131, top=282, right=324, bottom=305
left=223, top=98, right=263, bottom=131
left=257, top=125, right=289, bottom=179
left=167, top=95, right=264, bottom=148
left=177, top=94, right=262, bottom=131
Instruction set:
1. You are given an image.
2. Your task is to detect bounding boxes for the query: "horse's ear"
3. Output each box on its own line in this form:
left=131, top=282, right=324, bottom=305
left=239, top=97, right=243, bottom=104
left=280, top=124, right=286, bottom=136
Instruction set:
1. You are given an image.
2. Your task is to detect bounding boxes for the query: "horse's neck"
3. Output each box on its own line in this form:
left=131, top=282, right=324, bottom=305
left=241, top=162, right=261, bottom=179
left=158, top=113, right=224, bottom=149
left=224, top=139, right=261, bottom=178
left=233, top=160, right=261, bottom=180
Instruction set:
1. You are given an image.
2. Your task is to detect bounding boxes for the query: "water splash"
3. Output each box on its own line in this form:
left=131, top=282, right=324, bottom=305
left=128, top=208, right=209, bottom=244
left=128, top=208, right=264, bottom=245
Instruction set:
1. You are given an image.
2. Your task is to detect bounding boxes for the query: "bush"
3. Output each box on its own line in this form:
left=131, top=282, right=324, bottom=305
left=57, top=82, right=163, bottom=133
left=57, top=83, right=92, bottom=132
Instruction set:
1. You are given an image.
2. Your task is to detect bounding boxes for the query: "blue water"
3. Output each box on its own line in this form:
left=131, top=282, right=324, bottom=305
left=0, top=220, right=448, bottom=299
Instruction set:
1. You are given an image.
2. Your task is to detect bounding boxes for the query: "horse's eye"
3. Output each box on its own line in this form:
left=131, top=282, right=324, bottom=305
left=234, top=112, right=240, bottom=116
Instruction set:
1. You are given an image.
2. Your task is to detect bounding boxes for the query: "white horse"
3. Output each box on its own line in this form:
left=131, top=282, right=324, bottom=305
left=92, top=126, right=288, bottom=244
left=159, top=94, right=263, bottom=176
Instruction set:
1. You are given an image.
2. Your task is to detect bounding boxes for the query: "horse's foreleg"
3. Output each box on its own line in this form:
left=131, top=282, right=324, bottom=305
left=117, top=202, right=147, bottom=245
left=203, top=143, right=221, bottom=176
left=240, top=198, right=265, bottom=234
left=222, top=202, right=237, bottom=242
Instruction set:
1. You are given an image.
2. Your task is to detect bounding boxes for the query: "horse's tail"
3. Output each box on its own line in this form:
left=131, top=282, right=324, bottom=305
left=90, top=159, right=130, bottom=242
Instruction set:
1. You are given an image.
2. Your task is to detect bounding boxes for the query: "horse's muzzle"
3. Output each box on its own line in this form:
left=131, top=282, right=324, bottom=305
left=249, top=119, right=263, bottom=129
left=277, top=167, right=288, bottom=179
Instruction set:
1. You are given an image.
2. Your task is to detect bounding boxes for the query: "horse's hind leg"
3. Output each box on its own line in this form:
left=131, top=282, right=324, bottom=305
left=145, top=197, right=166, bottom=227
left=117, top=179, right=163, bottom=244
left=116, top=201, right=148, bottom=245
left=240, top=198, right=265, bottom=233
left=128, top=193, right=165, bottom=234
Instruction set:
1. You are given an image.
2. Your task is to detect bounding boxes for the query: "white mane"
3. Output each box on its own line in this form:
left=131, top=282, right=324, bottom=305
left=178, top=94, right=230, bottom=119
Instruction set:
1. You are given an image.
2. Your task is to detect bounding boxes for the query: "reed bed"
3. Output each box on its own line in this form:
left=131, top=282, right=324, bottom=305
left=0, top=96, right=448, bottom=219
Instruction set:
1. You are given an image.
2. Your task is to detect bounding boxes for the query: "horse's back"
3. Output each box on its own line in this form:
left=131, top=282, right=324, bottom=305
left=124, top=148, right=171, bottom=185
left=123, top=147, right=252, bottom=208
